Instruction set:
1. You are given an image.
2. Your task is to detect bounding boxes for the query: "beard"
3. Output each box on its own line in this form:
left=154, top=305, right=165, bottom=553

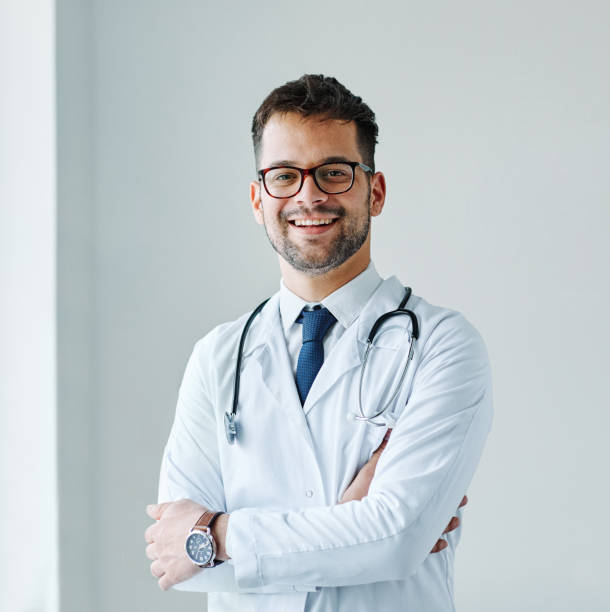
left=261, top=186, right=371, bottom=276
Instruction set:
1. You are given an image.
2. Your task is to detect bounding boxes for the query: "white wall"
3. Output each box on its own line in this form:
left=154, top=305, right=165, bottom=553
left=0, top=1, right=58, bottom=611
left=89, top=2, right=609, bottom=611
left=5, top=1, right=607, bottom=611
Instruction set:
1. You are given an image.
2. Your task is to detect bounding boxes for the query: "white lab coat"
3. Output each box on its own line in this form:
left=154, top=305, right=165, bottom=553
left=158, top=275, right=493, bottom=611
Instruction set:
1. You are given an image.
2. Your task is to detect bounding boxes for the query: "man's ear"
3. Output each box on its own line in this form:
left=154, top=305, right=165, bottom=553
left=250, top=181, right=264, bottom=225
left=370, top=171, right=386, bottom=218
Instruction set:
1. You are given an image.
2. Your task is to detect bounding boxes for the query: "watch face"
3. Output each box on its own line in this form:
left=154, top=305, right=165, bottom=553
left=186, top=531, right=213, bottom=565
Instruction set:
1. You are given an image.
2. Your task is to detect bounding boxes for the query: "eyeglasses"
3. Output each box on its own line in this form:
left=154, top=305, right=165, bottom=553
left=258, top=161, right=373, bottom=199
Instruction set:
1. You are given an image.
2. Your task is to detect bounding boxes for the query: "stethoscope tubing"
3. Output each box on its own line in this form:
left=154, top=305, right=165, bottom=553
left=225, top=288, right=419, bottom=444
left=224, top=297, right=269, bottom=444
left=353, top=288, right=419, bottom=427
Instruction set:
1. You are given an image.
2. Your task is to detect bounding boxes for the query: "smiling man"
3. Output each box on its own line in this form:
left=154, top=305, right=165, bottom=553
left=253, top=113, right=377, bottom=282
left=145, top=74, right=493, bottom=612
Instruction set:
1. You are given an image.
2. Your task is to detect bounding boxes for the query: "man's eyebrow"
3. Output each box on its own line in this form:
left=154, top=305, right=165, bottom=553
left=266, top=155, right=353, bottom=168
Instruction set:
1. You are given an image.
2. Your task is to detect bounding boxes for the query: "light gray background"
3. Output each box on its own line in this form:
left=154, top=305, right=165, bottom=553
left=2, top=1, right=609, bottom=611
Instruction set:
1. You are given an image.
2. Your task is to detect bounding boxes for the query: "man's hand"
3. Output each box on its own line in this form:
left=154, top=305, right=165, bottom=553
left=429, top=495, right=468, bottom=553
left=144, top=498, right=210, bottom=591
left=338, top=429, right=468, bottom=553
left=339, top=429, right=393, bottom=505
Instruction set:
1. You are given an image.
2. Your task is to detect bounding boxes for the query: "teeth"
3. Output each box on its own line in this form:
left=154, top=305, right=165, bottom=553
left=293, top=218, right=334, bottom=226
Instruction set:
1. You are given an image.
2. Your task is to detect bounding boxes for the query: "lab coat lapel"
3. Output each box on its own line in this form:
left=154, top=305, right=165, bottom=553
left=302, top=276, right=408, bottom=416
left=301, top=325, right=361, bottom=416
left=241, top=294, right=315, bottom=443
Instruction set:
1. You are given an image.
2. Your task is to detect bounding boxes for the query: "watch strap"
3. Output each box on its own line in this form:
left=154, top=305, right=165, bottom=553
left=194, top=510, right=225, bottom=531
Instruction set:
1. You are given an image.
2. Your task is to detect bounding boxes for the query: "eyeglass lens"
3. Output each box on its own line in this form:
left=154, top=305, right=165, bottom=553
left=264, top=163, right=354, bottom=198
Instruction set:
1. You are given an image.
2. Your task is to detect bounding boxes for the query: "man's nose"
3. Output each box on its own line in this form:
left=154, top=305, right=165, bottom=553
left=295, top=173, right=328, bottom=205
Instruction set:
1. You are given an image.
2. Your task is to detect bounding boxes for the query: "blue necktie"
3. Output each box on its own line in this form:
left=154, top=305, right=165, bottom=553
left=295, top=306, right=337, bottom=405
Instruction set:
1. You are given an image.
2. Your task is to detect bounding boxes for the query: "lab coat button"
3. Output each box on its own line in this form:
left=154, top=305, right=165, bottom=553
left=305, top=489, right=314, bottom=497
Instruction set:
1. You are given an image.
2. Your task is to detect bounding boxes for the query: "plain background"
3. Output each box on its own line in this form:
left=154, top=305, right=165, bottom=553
left=1, top=1, right=609, bottom=611
left=1, top=0, right=58, bottom=610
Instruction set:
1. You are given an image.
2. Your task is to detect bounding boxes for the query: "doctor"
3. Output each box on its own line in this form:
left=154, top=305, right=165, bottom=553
left=144, top=74, right=493, bottom=611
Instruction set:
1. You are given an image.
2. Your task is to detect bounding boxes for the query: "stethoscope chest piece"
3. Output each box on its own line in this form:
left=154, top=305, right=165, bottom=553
left=224, top=411, right=237, bottom=444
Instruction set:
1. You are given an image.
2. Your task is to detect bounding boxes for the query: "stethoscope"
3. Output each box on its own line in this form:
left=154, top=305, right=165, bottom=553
left=224, top=287, right=419, bottom=444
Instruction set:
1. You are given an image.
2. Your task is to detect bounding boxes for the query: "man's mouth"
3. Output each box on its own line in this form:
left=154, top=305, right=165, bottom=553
left=286, top=217, right=339, bottom=235
left=288, top=217, right=338, bottom=227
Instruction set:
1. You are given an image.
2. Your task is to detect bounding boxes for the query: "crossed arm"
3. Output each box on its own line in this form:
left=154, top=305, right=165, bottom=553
left=144, top=311, right=492, bottom=592
left=144, top=428, right=468, bottom=591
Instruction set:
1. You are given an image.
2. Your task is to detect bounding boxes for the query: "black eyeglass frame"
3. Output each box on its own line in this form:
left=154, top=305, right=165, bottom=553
left=257, top=161, right=373, bottom=199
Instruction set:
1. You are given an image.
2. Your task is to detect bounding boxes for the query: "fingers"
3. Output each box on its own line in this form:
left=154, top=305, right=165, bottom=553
left=437, top=496, right=467, bottom=542
left=373, top=428, right=393, bottom=455
left=145, top=543, right=158, bottom=560
left=144, top=522, right=157, bottom=544
left=146, top=501, right=172, bottom=520
left=438, top=495, right=467, bottom=536
left=443, top=516, right=460, bottom=534
left=158, top=574, right=174, bottom=591
left=150, top=559, right=165, bottom=579
left=432, top=508, right=465, bottom=553
left=146, top=504, right=160, bottom=519
left=430, top=539, right=447, bottom=553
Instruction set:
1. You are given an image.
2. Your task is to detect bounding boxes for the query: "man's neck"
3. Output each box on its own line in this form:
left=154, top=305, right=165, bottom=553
left=280, top=253, right=371, bottom=303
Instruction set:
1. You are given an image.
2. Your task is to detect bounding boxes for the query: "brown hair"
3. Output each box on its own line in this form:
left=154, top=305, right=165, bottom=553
left=252, top=74, right=379, bottom=172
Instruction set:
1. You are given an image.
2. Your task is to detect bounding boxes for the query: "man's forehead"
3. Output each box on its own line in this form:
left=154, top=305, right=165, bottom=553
left=260, top=112, right=359, bottom=166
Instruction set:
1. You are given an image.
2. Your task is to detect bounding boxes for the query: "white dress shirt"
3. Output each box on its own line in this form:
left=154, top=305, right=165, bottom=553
left=279, top=262, right=383, bottom=377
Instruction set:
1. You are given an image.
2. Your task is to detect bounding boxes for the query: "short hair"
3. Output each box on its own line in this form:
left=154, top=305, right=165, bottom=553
left=252, top=74, right=379, bottom=172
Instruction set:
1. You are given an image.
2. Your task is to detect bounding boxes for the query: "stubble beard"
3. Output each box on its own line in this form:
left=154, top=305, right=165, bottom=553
left=261, top=187, right=371, bottom=277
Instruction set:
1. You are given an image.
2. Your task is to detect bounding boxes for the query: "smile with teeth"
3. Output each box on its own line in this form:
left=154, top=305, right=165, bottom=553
left=290, top=218, right=337, bottom=226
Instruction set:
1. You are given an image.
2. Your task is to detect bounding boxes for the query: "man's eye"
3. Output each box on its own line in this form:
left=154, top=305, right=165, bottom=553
left=269, top=171, right=298, bottom=183
left=319, top=168, right=350, bottom=181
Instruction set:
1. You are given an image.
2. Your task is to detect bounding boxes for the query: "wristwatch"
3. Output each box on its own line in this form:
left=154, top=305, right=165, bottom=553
left=185, top=510, right=226, bottom=568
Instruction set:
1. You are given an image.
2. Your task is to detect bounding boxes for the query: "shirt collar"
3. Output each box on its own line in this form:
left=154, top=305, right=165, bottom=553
left=279, top=262, right=383, bottom=335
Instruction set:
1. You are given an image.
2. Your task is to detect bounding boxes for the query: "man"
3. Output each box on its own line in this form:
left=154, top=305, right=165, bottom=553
left=144, top=74, right=493, bottom=611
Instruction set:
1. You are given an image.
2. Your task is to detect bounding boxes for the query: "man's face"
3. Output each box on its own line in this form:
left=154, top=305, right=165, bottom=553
left=250, top=112, right=384, bottom=276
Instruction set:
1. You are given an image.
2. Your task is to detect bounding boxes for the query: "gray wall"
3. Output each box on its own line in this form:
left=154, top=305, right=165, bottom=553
left=55, top=1, right=609, bottom=611
left=57, top=0, right=97, bottom=610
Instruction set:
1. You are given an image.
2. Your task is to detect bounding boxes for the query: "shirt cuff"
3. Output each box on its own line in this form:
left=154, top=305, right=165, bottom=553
left=225, top=507, right=262, bottom=589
